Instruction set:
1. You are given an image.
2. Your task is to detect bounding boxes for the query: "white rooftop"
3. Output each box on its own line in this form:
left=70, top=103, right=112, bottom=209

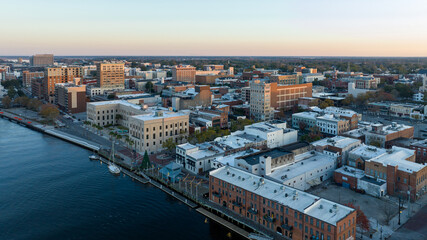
left=293, top=111, right=318, bottom=120
left=335, top=166, right=365, bottom=179
left=132, top=111, right=188, bottom=121
left=312, top=136, right=361, bottom=149
left=210, top=166, right=354, bottom=225
left=178, top=143, right=198, bottom=151
left=366, top=146, right=421, bottom=173
left=349, top=144, right=387, bottom=160
left=269, top=152, right=336, bottom=181
left=88, top=100, right=142, bottom=110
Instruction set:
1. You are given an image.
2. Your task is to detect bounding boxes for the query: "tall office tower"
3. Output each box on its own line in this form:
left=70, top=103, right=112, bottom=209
left=172, top=65, right=196, bottom=83
left=249, top=79, right=274, bottom=121
left=30, top=54, right=54, bottom=66
left=43, top=66, right=83, bottom=103
left=96, top=62, right=125, bottom=89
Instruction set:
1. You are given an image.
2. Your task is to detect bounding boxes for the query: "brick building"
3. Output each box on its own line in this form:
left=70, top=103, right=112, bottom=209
left=172, top=65, right=196, bottom=83
left=43, top=66, right=83, bottom=103
left=210, top=166, right=357, bottom=240
left=55, top=83, right=87, bottom=114
left=22, top=71, right=44, bottom=88
left=365, top=123, right=414, bottom=148
left=96, top=62, right=125, bottom=89
left=410, top=140, right=427, bottom=164
left=364, top=146, right=427, bottom=201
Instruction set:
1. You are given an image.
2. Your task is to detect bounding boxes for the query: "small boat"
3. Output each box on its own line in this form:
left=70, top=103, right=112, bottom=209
left=108, top=139, right=121, bottom=175
left=89, top=154, right=100, bottom=160
left=108, top=163, right=121, bottom=174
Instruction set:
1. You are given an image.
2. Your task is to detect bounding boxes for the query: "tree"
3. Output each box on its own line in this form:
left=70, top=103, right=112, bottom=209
left=107, top=94, right=115, bottom=100
left=141, top=150, right=151, bottom=170
left=298, top=121, right=307, bottom=132
left=27, top=99, right=42, bottom=111
left=7, top=87, right=16, bottom=98
left=1, top=96, right=11, bottom=108
left=345, top=203, right=370, bottom=236
left=145, top=81, right=154, bottom=93
left=342, top=95, right=354, bottom=106
left=13, top=96, right=30, bottom=107
left=39, top=104, right=59, bottom=122
left=162, top=138, right=177, bottom=155
left=319, top=99, right=333, bottom=109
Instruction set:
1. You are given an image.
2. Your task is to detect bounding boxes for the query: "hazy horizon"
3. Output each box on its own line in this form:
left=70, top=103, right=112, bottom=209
left=1, top=0, right=426, bottom=57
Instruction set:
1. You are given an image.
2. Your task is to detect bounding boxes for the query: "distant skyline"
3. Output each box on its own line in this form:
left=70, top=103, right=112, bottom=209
left=1, top=0, right=427, bottom=57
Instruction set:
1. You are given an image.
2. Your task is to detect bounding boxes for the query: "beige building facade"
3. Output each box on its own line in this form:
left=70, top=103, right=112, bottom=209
left=96, top=62, right=125, bottom=89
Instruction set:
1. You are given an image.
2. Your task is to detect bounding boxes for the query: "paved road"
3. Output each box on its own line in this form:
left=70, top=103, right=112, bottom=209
left=389, top=204, right=427, bottom=240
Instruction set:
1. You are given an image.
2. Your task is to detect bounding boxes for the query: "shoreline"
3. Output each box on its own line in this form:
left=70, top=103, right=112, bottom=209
left=0, top=111, right=264, bottom=240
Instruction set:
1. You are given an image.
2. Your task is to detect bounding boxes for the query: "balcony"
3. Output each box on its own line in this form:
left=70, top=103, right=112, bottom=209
left=232, top=201, right=242, bottom=208
left=281, top=223, right=293, bottom=231
left=248, top=208, right=258, bottom=214
left=212, top=192, right=222, bottom=198
left=263, top=214, right=276, bottom=223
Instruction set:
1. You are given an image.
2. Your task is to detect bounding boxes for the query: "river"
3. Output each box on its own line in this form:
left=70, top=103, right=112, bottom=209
left=0, top=118, right=244, bottom=240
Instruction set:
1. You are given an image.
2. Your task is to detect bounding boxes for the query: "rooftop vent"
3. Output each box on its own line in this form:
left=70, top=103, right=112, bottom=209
left=319, top=205, right=323, bottom=209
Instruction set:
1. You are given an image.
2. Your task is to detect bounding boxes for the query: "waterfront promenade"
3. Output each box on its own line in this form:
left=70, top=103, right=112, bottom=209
left=0, top=108, right=278, bottom=240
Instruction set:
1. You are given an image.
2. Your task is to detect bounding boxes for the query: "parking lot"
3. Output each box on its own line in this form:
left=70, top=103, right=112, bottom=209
left=308, top=182, right=399, bottom=226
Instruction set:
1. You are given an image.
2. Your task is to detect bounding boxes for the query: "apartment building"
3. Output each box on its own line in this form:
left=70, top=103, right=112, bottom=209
left=55, top=83, right=87, bottom=113
left=270, top=82, right=312, bottom=111
left=96, top=62, right=125, bottom=89
left=172, top=65, right=196, bottom=83
left=43, top=66, right=83, bottom=103
left=22, top=71, right=44, bottom=88
left=316, top=115, right=350, bottom=136
left=30, top=54, right=54, bottom=66
left=269, top=74, right=300, bottom=85
left=210, top=166, right=357, bottom=240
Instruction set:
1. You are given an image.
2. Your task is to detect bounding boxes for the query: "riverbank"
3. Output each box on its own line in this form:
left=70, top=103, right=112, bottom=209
left=1, top=109, right=273, bottom=240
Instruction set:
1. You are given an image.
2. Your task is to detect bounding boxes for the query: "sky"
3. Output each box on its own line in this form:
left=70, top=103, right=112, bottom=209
left=1, top=0, right=426, bottom=57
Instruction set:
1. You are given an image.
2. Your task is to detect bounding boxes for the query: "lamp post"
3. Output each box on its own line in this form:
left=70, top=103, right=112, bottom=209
left=398, top=197, right=401, bottom=225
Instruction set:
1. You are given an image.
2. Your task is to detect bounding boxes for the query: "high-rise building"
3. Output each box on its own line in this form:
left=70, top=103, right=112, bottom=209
left=22, top=71, right=44, bottom=88
left=172, top=65, right=196, bottom=83
left=96, top=62, right=125, bottom=89
left=249, top=80, right=274, bottom=121
left=43, top=66, right=83, bottom=103
left=249, top=80, right=312, bottom=121
left=30, top=54, right=54, bottom=66
left=55, top=83, right=87, bottom=113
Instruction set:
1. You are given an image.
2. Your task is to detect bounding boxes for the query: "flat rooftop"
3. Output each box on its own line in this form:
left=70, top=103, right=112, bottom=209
left=210, top=166, right=354, bottom=226
left=366, top=146, right=421, bottom=173
left=239, top=149, right=293, bottom=165
left=349, top=144, right=388, bottom=160
left=268, top=152, right=336, bottom=181
left=312, top=136, right=360, bottom=149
